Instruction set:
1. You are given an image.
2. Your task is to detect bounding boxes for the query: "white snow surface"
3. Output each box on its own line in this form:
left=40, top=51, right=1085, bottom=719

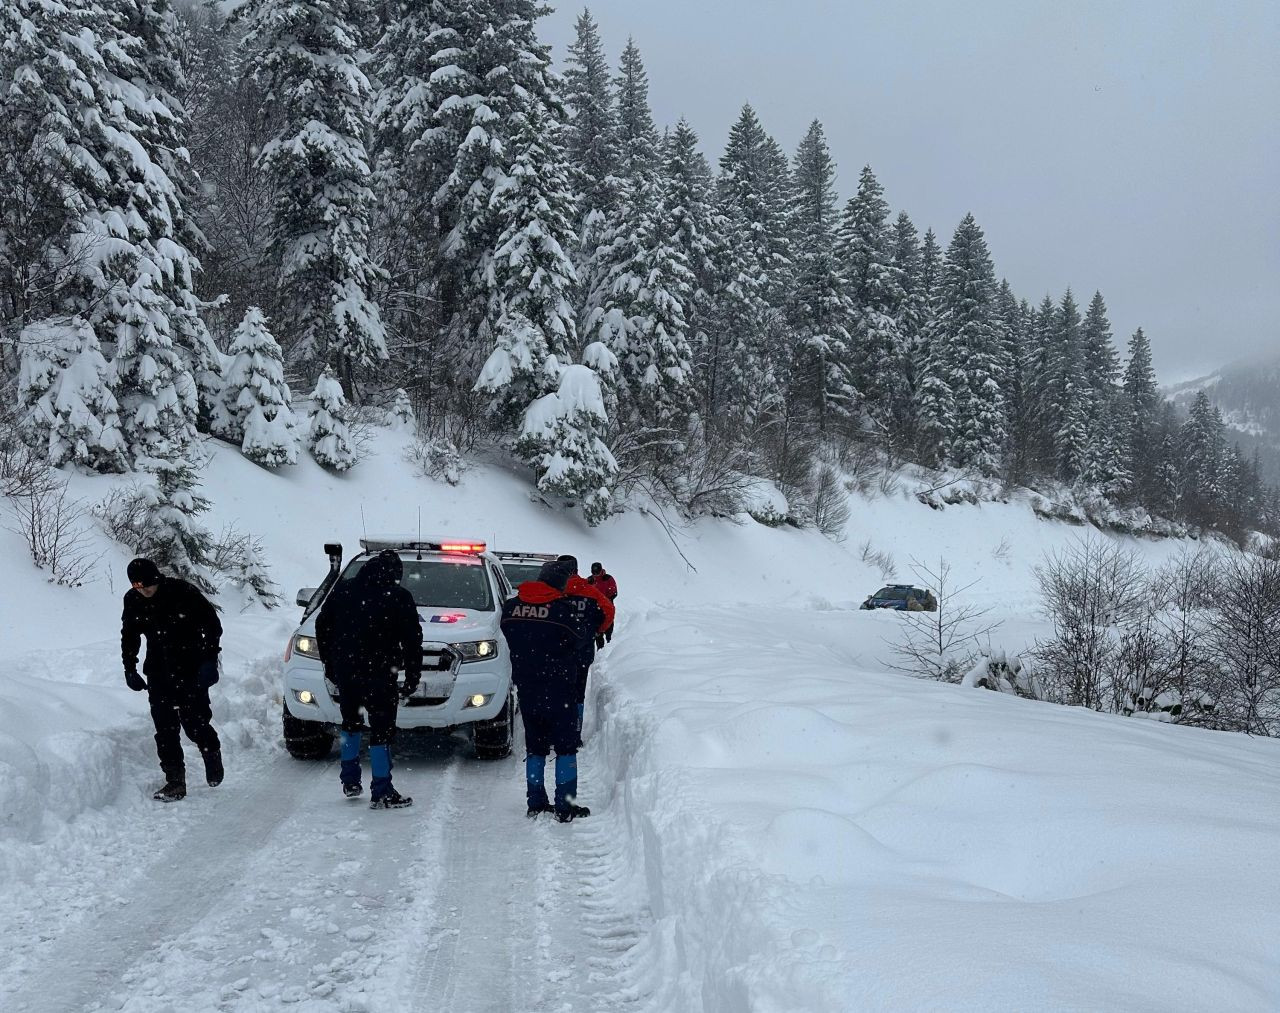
left=2, top=429, right=1278, bottom=1011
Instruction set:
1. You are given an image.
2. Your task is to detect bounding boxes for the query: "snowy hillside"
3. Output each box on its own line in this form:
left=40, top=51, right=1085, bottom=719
left=1168, top=353, right=1280, bottom=483
left=3, top=431, right=1279, bottom=1011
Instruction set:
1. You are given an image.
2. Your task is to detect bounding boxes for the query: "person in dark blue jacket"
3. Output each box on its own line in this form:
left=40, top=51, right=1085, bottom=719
left=500, top=559, right=603, bottom=822
left=315, top=550, right=423, bottom=808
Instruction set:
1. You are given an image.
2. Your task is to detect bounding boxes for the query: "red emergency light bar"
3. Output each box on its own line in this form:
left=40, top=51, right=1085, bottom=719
left=439, top=542, right=486, bottom=553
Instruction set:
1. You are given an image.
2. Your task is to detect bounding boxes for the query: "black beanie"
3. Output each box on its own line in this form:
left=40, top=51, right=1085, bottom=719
left=590, top=561, right=603, bottom=575
left=556, top=554, right=579, bottom=575
left=127, top=557, right=161, bottom=587
left=538, top=560, right=573, bottom=591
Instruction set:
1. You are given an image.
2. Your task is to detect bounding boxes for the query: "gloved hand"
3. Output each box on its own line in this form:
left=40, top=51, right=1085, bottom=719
left=401, top=674, right=421, bottom=698
left=125, top=669, right=147, bottom=692
left=595, top=634, right=605, bottom=650
left=197, top=658, right=220, bottom=688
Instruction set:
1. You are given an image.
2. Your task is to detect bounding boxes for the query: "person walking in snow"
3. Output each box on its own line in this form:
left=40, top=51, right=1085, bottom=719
left=557, top=554, right=614, bottom=744
left=587, top=562, right=618, bottom=648
left=501, top=559, right=604, bottom=822
left=314, top=549, right=422, bottom=809
left=120, top=557, right=224, bottom=802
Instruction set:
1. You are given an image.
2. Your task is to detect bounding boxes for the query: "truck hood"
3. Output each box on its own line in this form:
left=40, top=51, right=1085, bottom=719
left=415, top=606, right=498, bottom=640
left=297, top=606, right=498, bottom=640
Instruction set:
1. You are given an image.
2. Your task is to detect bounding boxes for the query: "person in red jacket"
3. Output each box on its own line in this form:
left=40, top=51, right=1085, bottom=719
left=587, top=562, right=618, bottom=647
left=556, top=555, right=614, bottom=743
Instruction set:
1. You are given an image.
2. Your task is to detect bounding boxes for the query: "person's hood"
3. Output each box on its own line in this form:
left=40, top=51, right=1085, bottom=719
left=517, top=581, right=566, bottom=604
left=359, top=550, right=403, bottom=588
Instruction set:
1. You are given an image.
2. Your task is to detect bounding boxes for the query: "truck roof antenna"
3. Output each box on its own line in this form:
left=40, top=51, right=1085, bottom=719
left=417, top=507, right=423, bottom=560
left=360, top=504, right=367, bottom=542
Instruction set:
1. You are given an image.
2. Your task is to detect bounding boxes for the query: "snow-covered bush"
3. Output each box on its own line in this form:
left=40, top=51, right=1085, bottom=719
left=307, top=368, right=357, bottom=472
left=16, top=318, right=128, bottom=473
left=961, top=651, right=1042, bottom=699
left=404, top=435, right=465, bottom=486
left=213, top=307, right=299, bottom=467
left=808, top=463, right=851, bottom=540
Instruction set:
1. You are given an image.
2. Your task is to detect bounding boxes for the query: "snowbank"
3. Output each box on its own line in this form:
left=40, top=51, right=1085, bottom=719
left=589, top=604, right=1280, bottom=1011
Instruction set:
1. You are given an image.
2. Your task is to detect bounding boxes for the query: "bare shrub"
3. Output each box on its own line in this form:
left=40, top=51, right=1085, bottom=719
left=1151, top=548, right=1222, bottom=723
left=1206, top=554, right=1280, bottom=735
left=809, top=463, right=850, bottom=540
left=889, top=558, right=1002, bottom=683
left=655, top=419, right=754, bottom=519
left=92, top=483, right=151, bottom=548
left=1033, top=540, right=1148, bottom=710
left=859, top=540, right=896, bottom=581
left=5, top=478, right=99, bottom=586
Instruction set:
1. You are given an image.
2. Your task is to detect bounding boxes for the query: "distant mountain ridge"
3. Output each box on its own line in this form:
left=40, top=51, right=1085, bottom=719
left=1165, top=352, right=1280, bottom=482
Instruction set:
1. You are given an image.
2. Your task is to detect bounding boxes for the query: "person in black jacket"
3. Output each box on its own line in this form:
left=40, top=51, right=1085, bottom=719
left=315, top=550, right=423, bottom=808
left=500, top=559, right=603, bottom=822
left=121, top=557, right=223, bottom=802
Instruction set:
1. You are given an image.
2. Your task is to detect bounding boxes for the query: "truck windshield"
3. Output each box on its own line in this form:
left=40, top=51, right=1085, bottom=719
left=875, top=587, right=911, bottom=600
left=341, top=557, right=494, bottom=611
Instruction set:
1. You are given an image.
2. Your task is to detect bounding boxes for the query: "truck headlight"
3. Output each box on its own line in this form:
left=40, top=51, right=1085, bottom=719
left=293, top=689, right=318, bottom=706
left=452, top=640, right=498, bottom=663
left=292, top=634, right=320, bottom=659
left=464, top=693, right=493, bottom=709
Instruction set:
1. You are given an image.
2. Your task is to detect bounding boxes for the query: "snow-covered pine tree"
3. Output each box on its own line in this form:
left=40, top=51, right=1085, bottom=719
left=387, top=388, right=415, bottom=430
left=709, top=104, right=792, bottom=424
left=214, top=307, right=298, bottom=467
left=116, top=0, right=224, bottom=428
left=562, top=8, right=621, bottom=228
left=663, top=119, right=721, bottom=422
left=478, top=94, right=581, bottom=430
left=307, top=367, right=357, bottom=471
left=1122, top=327, right=1160, bottom=501
left=1081, top=393, right=1131, bottom=498
left=993, top=280, right=1027, bottom=476
left=517, top=363, right=618, bottom=525
left=891, top=213, right=927, bottom=395
left=837, top=165, right=905, bottom=437
left=1050, top=289, right=1088, bottom=481
left=1081, top=290, right=1120, bottom=415
left=17, top=317, right=128, bottom=472
left=580, top=38, right=693, bottom=431
left=234, top=0, right=387, bottom=387
left=1180, top=392, right=1225, bottom=527
left=369, top=0, right=453, bottom=387
left=933, top=214, right=1004, bottom=472
left=789, top=120, right=853, bottom=432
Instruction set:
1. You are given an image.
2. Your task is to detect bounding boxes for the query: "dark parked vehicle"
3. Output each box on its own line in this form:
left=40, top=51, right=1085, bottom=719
left=861, top=585, right=938, bottom=611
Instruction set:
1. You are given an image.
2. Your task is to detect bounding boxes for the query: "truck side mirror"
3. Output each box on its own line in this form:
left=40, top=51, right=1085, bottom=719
left=296, top=587, right=319, bottom=608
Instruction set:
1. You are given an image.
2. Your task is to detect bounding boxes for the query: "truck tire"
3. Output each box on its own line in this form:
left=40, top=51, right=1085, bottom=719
left=473, top=690, right=514, bottom=760
left=282, top=701, right=334, bottom=760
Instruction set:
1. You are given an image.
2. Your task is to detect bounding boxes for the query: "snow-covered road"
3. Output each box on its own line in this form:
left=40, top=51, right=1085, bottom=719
left=2, top=713, right=642, bottom=1013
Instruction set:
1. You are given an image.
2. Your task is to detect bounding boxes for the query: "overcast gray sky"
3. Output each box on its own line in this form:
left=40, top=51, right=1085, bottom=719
left=542, top=0, right=1279, bottom=382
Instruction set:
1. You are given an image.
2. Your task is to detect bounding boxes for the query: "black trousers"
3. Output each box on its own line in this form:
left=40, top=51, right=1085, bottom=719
left=337, top=678, right=399, bottom=747
left=148, top=676, right=220, bottom=782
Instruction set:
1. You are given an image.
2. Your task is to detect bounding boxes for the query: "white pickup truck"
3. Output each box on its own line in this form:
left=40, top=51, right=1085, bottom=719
left=281, top=538, right=516, bottom=760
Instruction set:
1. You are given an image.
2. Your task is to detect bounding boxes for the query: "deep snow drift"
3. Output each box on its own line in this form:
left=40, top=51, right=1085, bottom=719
left=2, top=429, right=1278, bottom=1011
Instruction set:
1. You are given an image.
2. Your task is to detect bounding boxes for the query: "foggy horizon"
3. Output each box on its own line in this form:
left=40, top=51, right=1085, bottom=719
left=543, top=0, right=1279, bottom=385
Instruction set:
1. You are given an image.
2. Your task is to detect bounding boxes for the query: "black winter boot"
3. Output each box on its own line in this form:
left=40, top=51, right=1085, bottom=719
left=369, top=790, right=413, bottom=810
left=343, top=782, right=364, bottom=798
left=526, top=802, right=555, bottom=819
left=555, top=804, right=590, bottom=823
left=153, top=781, right=187, bottom=803
left=204, top=751, right=224, bottom=788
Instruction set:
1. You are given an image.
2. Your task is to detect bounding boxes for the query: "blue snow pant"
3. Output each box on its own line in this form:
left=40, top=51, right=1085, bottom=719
left=520, top=690, right=580, bottom=812
left=336, top=676, right=398, bottom=800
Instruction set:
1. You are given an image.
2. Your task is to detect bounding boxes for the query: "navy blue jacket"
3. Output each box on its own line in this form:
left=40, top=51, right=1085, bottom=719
left=500, top=582, right=601, bottom=705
